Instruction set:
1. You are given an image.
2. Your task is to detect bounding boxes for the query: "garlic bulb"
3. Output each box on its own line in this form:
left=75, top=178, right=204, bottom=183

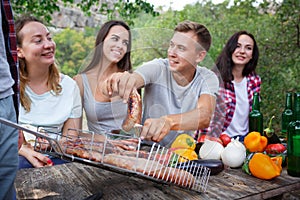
left=221, top=137, right=246, bottom=168
left=199, top=139, right=224, bottom=160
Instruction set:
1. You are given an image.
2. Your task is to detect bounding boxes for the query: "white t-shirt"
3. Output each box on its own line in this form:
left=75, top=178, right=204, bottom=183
left=224, top=77, right=249, bottom=137
left=19, top=74, right=82, bottom=140
left=135, top=58, right=219, bottom=147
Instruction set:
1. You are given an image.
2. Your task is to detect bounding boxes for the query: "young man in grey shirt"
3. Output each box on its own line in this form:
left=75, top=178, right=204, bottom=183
left=102, top=21, right=218, bottom=147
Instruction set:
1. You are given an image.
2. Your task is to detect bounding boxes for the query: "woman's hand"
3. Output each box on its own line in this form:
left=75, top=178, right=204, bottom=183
left=19, top=144, right=53, bottom=168
left=18, top=130, right=24, bottom=150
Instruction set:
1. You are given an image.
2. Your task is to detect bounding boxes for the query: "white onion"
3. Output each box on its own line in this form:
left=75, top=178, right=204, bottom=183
left=199, top=139, right=224, bottom=160
left=221, top=137, right=246, bottom=168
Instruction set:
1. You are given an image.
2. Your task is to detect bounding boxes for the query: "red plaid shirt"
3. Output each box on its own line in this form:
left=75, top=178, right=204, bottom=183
left=195, top=72, right=261, bottom=142
left=1, top=0, right=19, bottom=117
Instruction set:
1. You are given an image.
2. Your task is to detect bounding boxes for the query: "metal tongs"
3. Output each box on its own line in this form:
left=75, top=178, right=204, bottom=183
left=0, top=117, right=55, bottom=140
left=111, top=123, right=143, bottom=138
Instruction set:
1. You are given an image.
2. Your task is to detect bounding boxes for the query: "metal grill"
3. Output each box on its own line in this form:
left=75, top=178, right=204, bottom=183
left=0, top=117, right=210, bottom=193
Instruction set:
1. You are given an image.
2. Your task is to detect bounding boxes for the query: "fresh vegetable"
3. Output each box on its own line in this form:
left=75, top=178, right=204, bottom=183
left=173, top=148, right=198, bottom=163
left=242, top=152, right=255, bottom=175
left=248, top=153, right=282, bottom=180
left=197, top=134, right=206, bottom=143
left=221, top=137, right=246, bottom=168
left=177, top=159, right=224, bottom=176
left=265, top=143, right=287, bottom=167
left=171, top=134, right=196, bottom=150
left=263, top=116, right=281, bottom=144
left=244, top=132, right=268, bottom=152
left=169, top=134, right=198, bottom=164
left=219, top=134, right=231, bottom=147
left=270, top=156, right=283, bottom=168
left=197, top=134, right=222, bottom=144
left=199, top=139, right=224, bottom=160
left=265, top=143, right=286, bottom=155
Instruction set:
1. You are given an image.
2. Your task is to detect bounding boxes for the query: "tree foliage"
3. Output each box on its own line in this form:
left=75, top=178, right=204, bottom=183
left=129, top=0, right=300, bottom=133
left=53, top=27, right=95, bottom=77
left=11, top=0, right=159, bottom=26
left=99, top=0, right=159, bottom=25
left=12, top=0, right=299, bottom=134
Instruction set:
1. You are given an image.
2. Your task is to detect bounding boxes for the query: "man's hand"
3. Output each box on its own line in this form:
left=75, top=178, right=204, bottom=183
left=140, top=117, right=173, bottom=142
left=102, top=71, right=144, bottom=103
left=102, top=71, right=135, bottom=103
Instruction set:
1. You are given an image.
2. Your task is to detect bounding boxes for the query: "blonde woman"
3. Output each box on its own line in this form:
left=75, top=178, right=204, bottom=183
left=16, top=15, right=82, bottom=168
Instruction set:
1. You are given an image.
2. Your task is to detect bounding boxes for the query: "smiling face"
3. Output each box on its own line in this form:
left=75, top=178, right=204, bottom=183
left=232, top=34, right=254, bottom=68
left=167, top=31, right=206, bottom=77
left=102, top=25, right=130, bottom=65
left=17, top=21, right=56, bottom=69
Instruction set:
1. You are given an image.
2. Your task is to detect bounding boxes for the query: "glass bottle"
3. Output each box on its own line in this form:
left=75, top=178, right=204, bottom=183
left=282, top=92, right=293, bottom=134
left=249, top=92, right=263, bottom=134
left=287, top=92, right=300, bottom=177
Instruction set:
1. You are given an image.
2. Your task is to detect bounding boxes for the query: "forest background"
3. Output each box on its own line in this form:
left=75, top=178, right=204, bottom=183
left=11, top=0, right=299, bottom=136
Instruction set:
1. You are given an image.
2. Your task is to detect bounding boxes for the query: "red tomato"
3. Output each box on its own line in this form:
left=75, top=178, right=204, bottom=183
left=265, top=143, right=286, bottom=154
left=219, top=134, right=231, bottom=147
left=197, top=135, right=206, bottom=143
left=198, top=135, right=222, bottom=145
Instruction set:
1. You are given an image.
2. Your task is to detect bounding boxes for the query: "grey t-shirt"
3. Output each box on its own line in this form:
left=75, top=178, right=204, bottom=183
left=0, top=8, right=14, bottom=99
left=135, top=58, right=219, bottom=147
left=81, top=73, right=128, bottom=134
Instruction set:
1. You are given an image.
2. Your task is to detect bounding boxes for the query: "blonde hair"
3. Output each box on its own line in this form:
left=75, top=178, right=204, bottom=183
left=16, top=15, right=62, bottom=112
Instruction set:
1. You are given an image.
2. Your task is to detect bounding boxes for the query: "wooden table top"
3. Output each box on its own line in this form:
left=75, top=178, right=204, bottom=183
left=15, top=161, right=300, bottom=200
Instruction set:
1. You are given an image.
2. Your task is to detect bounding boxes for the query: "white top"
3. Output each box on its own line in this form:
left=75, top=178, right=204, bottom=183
left=224, top=77, right=249, bottom=137
left=19, top=74, right=82, bottom=140
left=135, top=58, right=219, bottom=147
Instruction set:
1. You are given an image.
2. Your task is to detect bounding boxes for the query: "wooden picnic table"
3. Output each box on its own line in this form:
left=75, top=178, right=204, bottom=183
left=15, top=161, right=300, bottom=200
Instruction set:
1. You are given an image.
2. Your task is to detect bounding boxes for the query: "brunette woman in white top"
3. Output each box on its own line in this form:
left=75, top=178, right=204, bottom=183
left=196, top=31, right=261, bottom=143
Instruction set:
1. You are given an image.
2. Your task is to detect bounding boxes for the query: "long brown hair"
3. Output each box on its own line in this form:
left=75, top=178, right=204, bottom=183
left=15, top=15, right=62, bottom=112
left=215, top=30, right=259, bottom=83
left=81, top=20, right=132, bottom=73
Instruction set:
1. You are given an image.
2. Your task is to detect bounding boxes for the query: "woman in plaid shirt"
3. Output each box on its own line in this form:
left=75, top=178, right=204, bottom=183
left=196, top=31, right=261, bottom=142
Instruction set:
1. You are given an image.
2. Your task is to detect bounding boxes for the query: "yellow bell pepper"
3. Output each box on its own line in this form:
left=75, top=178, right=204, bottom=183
left=173, top=148, right=198, bottom=163
left=249, top=153, right=282, bottom=180
left=244, top=132, right=268, bottom=152
left=171, top=134, right=196, bottom=150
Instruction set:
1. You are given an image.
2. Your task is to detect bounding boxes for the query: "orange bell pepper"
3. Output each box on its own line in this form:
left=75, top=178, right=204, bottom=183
left=248, top=153, right=282, bottom=180
left=244, top=132, right=268, bottom=152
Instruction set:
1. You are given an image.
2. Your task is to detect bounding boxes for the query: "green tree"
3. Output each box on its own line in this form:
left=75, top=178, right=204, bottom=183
left=26, top=0, right=298, bottom=134
left=130, top=0, right=299, bottom=133
left=54, top=27, right=96, bottom=77
left=258, top=0, right=300, bottom=131
left=11, top=0, right=159, bottom=26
